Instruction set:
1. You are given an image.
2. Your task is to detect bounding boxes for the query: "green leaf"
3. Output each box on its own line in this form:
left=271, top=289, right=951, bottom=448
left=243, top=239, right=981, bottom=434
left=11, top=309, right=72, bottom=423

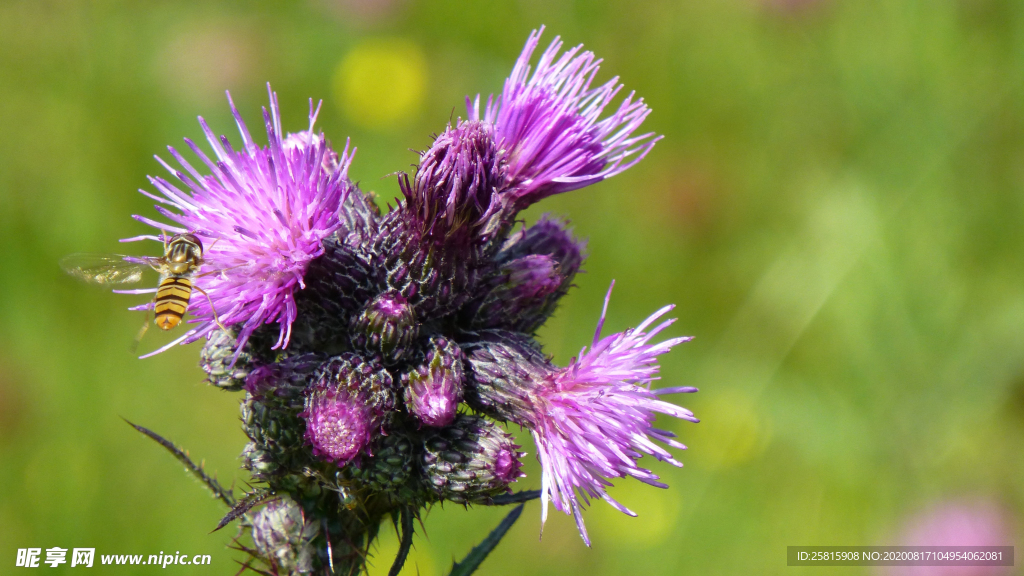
left=448, top=503, right=525, bottom=576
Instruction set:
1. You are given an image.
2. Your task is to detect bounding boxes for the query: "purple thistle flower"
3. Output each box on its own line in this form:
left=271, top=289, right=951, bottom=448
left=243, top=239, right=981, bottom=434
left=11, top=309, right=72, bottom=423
left=126, top=84, right=354, bottom=357
left=531, top=283, right=696, bottom=545
left=464, top=282, right=696, bottom=545
left=468, top=27, right=661, bottom=211
left=281, top=130, right=343, bottom=175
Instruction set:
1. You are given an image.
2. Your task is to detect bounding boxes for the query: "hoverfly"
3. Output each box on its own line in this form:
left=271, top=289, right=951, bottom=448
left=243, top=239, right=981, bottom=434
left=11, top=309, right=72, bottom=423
left=60, top=233, right=227, bottom=342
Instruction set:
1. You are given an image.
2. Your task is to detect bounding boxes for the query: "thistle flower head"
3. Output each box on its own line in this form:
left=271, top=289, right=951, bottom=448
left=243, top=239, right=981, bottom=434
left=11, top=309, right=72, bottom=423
left=102, top=27, right=688, bottom=571
left=403, top=337, right=465, bottom=427
left=469, top=27, right=661, bottom=211
left=128, top=84, right=354, bottom=357
left=530, top=283, right=696, bottom=545
left=464, top=284, right=695, bottom=545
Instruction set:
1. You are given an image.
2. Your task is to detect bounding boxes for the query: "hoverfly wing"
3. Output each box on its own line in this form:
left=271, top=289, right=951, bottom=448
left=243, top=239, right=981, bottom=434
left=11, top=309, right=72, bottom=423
left=59, top=253, right=157, bottom=285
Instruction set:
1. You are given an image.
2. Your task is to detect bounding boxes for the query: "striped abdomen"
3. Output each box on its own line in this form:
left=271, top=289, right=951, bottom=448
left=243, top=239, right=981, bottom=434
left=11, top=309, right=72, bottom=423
left=154, top=276, right=192, bottom=330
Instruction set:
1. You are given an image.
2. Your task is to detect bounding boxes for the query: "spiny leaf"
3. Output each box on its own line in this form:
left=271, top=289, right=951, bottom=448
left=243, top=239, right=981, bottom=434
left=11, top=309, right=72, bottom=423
left=489, top=489, right=541, bottom=506
left=233, top=558, right=274, bottom=576
left=448, top=504, right=524, bottom=576
left=212, top=488, right=272, bottom=533
left=124, top=418, right=235, bottom=507
left=388, top=507, right=415, bottom=576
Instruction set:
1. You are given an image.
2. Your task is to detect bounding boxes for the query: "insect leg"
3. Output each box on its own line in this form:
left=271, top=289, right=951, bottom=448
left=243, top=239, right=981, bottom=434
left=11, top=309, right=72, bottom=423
left=131, top=307, right=152, bottom=353
left=193, top=285, right=230, bottom=333
left=145, top=230, right=172, bottom=273
left=194, top=262, right=246, bottom=279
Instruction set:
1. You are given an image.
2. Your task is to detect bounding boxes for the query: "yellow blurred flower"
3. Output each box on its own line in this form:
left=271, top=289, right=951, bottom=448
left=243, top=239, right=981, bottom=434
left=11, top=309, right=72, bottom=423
left=333, top=38, right=427, bottom=130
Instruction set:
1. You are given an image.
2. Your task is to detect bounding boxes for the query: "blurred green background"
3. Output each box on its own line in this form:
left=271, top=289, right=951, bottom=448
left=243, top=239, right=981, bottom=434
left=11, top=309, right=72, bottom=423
left=2, top=0, right=1024, bottom=574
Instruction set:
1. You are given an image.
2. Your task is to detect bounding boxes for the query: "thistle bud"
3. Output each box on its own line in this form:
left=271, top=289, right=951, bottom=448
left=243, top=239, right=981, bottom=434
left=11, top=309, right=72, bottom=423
left=402, top=337, right=464, bottom=427
left=461, top=330, right=554, bottom=425
left=300, top=354, right=394, bottom=465
left=349, top=292, right=418, bottom=365
left=368, top=122, right=503, bottom=318
left=240, top=441, right=279, bottom=479
left=251, top=495, right=320, bottom=575
left=345, top=432, right=421, bottom=500
left=372, top=123, right=504, bottom=320
left=468, top=254, right=563, bottom=330
left=502, top=216, right=586, bottom=277
left=244, top=353, right=325, bottom=400
left=408, top=121, right=503, bottom=244
left=199, top=329, right=253, bottom=390
left=301, top=387, right=373, bottom=466
left=474, top=216, right=586, bottom=332
left=295, top=235, right=377, bottom=348
left=421, top=414, right=524, bottom=504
